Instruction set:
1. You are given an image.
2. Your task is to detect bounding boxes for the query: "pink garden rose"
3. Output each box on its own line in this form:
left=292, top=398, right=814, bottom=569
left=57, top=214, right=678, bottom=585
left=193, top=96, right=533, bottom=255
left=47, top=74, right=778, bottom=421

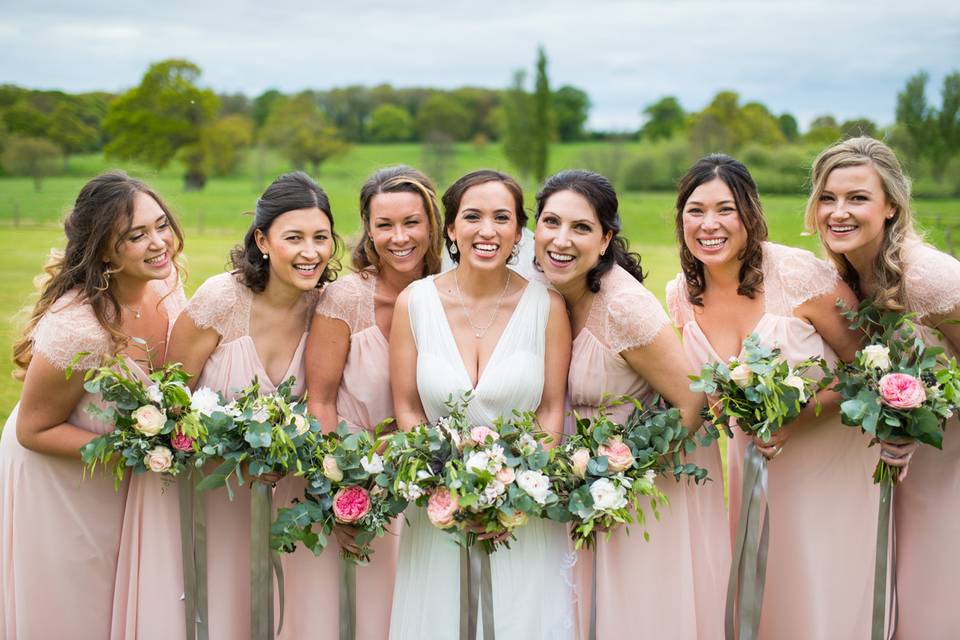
left=132, top=404, right=165, bottom=436
left=144, top=446, right=173, bottom=473
left=878, top=373, right=926, bottom=410
left=332, top=486, right=371, bottom=524
left=170, top=430, right=194, bottom=452
left=426, top=487, right=459, bottom=529
left=495, top=466, right=516, bottom=485
left=598, top=438, right=635, bottom=473
left=470, top=426, right=499, bottom=445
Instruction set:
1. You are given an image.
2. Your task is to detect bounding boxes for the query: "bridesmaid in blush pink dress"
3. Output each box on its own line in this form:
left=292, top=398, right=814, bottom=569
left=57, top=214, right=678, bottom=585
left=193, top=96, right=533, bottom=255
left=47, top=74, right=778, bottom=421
left=0, top=172, right=186, bottom=640
left=155, top=172, right=340, bottom=640
left=287, top=166, right=444, bottom=639
left=668, top=155, right=876, bottom=639
left=805, top=137, right=960, bottom=638
left=533, top=170, right=726, bottom=639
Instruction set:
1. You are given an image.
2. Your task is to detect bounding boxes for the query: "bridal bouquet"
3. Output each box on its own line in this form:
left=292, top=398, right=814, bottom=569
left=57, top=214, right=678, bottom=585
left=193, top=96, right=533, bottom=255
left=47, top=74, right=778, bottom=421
left=77, top=358, right=216, bottom=488
left=549, top=397, right=708, bottom=549
left=387, top=395, right=561, bottom=552
left=833, top=301, right=960, bottom=484
left=271, top=421, right=405, bottom=562
left=690, top=333, right=827, bottom=443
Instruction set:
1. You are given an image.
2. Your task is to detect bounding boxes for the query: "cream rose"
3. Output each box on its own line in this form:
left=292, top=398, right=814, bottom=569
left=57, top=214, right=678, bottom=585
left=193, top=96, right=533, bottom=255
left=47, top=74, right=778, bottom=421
left=360, top=452, right=385, bottom=475
left=144, top=446, right=173, bottom=473
left=863, top=345, right=892, bottom=371
left=322, top=454, right=343, bottom=482
left=570, top=448, right=591, bottom=478
left=783, top=374, right=808, bottom=402
left=497, top=509, right=528, bottom=529
left=495, top=466, right=516, bottom=485
left=132, top=404, right=166, bottom=436
left=291, top=414, right=310, bottom=436
left=516, top=469, right=552, bottom=505
left=730, top=363, right=753, bottom=388
left=589, top=478, right=628, bottom=512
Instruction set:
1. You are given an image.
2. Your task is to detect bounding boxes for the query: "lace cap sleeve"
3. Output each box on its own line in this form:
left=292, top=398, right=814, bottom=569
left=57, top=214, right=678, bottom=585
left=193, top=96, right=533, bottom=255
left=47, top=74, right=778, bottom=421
left=315, top=272, right=374, bottom=333
left=599, top=267, right=671, bottom=354
left=32, top=292, right=113, bottom=371
left=184, top=272, right=244, bottom=339
left=903, top=242, right=960, bottom=320
left=665, top=273, right=693, bottom=327
left=765, top=242, right=838, bottom=313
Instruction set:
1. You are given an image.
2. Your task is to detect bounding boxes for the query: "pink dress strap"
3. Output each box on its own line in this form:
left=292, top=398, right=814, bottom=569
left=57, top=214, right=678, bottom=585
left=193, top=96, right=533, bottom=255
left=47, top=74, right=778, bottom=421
left=315, top=270, right=376, bottom=334
left=761, top=242, right=838, bottom=316
left=589, top=265, right=670, bottom=353
left=184, top=272, right=251, bottom=342
left=665, top=273, right=695, bottom=328
left=32, top=291, right=114, bottom=371
left=903, top=240, right=960, bottom=321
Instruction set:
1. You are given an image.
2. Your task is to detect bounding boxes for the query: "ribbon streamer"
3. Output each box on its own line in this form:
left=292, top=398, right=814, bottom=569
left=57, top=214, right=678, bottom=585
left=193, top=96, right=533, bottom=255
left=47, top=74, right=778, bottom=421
left=178, top=469, right=209, bottom=640
left=589, top=550, right=597, bottom=640
left=339, top=557, right=357, bottom=640
left=459, top=546, right=495, bottom=640
left=872, top=478, right=897, bottom=640
left=725, top=442, right=770, bottom=640
left=250, top=482, right=274, bottom=640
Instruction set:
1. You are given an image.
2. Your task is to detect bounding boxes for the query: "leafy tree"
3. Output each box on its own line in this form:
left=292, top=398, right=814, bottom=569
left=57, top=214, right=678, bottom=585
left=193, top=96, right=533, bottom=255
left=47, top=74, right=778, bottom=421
left=451, top=87, right=500, bottom=140
left=639, top=96, right=685, bottom=141
left=740, top=102, right=786, bottom=146
left=777, top=113, right=799, bottom=142
left=2, top=99, right=50, bottom=138
left=532, top=46, right=552, bottom=182
left=252, top=89, right=283, bottom=129
left=2, top=136, right=62, bottom=191
left=103, top=59, right=219, bottom=190
left=553, top=85, right=590, bottom=142
left=261, top=93, right=348, bottom=175
left=804, top=114, right=842, bottom=145
left=204, top=114, right=253, bottom=176
left=367, top=104, right=414, bottom=142
left=415, top=93, right=471, bottom=141
left=47, top=103, right=99, bottom=166
left=218, top=92, right=251, bottom=117
left=421, top=131, right=455, bottom=184
left=840, top=118, right=878, bottom=139
left=501, top=70, right=535, bottom=178
left=896, top=70, right=960, bottom=181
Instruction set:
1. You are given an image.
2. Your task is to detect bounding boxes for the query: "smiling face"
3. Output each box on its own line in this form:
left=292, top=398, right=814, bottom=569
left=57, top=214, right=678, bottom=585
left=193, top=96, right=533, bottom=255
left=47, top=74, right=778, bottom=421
left=368, top=191, right=430, bottom=277
left=681, top=177, right=748, bottom=269
left=815, top=164, right=895, bottom=266
left=104, top=191, right=176, bottom=283
left=534, top=189, right=612, bottom=292
left=255, top=207, right=334, bottom=291
left=447, top=181, right=522, bottom=270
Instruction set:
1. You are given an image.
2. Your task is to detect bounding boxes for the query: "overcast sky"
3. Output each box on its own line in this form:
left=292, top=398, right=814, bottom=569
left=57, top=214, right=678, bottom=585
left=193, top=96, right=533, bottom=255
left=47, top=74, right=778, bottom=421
left=1, top=0, right=957, bottom=130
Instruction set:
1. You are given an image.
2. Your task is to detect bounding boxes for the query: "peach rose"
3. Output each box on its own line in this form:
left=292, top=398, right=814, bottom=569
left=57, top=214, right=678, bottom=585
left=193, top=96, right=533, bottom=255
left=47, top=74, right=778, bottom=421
left=495, top=466, right=516, bottom=485
left=598, top=438, right=635, bottom=473
left=426, top=487, right=459, bottom=529
left=132, top=404, right=165, bottom=436
left=570, top=448, right=591, bottom=478
left=470, top=426, right=499, bottom=445
left=144, top=446, right=173, bottom=473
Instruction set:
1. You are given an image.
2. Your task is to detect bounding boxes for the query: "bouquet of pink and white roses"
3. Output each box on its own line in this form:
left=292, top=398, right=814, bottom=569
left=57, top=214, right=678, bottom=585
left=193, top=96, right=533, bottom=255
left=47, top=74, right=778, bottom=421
left=78, top=358, right=217, bottom=488
left=387, top=395, right=561, bottom=553
left=271, top=421, right=405, bottom=562
left=549, top=397, right=709, bottom=550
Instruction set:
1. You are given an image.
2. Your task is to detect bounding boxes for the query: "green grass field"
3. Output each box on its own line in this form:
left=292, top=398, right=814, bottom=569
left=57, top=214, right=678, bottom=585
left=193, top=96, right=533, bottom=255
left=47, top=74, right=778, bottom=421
left=1, top=144, right=958, bottom=423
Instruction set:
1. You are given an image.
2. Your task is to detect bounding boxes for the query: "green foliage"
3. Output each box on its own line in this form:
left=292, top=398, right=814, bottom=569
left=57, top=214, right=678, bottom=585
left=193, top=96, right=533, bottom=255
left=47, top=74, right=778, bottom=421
left=204, top=114, right=253, bottom=176
left=103, top=59, right=219, bottom=190
left=1, top=136, right=62, bottom=191
left=367, top=103, right=414, bottom=143
left=777, top=113, right=799, bottom=142
left=895, top=70, right=960, bottom=182
left=47, top=104, right=100, bottom=161
left=261, top=93, right=349, bottom=175
left=501, top=70, right=535, bottom=178
left=2, top=99, right=50, bottom=138
left=640, top=96, right=686, bottom=142
left=414, top=93, right=471, bottom=141
left=840, top=117, right=878, bottom=139
left=552, top=85, right=590, bottom=141
left=532, top=46, right=553, bottom=182
left=687, top=92, right=785, bottom=155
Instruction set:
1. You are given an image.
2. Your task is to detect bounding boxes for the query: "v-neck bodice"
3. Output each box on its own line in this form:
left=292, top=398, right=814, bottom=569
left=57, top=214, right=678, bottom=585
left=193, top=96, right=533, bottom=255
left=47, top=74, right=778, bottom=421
left=408, top=275, right=550, bottom=425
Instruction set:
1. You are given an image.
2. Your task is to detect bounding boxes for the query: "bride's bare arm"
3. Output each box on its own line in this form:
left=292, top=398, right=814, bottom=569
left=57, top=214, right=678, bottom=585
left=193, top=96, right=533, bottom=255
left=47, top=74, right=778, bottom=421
left=390, top=289, right=428, bottom=430
left=536, top=290, right=571, bottom=445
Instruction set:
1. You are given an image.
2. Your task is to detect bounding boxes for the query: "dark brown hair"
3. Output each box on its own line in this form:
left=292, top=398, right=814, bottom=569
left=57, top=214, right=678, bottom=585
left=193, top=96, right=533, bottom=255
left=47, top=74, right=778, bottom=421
left=13, top=170, right=185, bottom=379
left=675, top=154, right=768, bottom=306
left=230, top=171, right=342, bottom=293
left=441, top=169, right=526, bottom=264
left=352, top=165, right=443, bottom=277
left=535, top=169, right=645, bottom=292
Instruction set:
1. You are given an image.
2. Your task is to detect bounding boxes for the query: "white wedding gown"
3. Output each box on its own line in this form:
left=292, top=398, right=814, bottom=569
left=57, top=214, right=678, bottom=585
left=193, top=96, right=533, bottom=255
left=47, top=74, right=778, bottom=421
left=389, top=276, right=577, bottom=640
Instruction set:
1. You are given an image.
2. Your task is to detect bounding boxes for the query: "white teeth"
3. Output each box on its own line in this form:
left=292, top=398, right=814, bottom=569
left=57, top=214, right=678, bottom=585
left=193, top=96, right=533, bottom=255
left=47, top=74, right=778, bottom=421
left=699, top=238, right=726, bottom=247
left=548, top=251, right=574, bottom=263
left=831, top=225, right=856, bottom=233
left=390, top=248, right=414, bottom=257
left=145, top=254, right=165, bottom=264
left=294, top=264, right=318, bottom=272
left=474, top=243, right=497, bottom=252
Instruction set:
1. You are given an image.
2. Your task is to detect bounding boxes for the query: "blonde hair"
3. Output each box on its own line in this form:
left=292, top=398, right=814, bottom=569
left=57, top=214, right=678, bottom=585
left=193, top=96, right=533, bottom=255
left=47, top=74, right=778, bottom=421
left=352, top=166, right=443, bottom=277
left=804, top=136, right=920, bottom=311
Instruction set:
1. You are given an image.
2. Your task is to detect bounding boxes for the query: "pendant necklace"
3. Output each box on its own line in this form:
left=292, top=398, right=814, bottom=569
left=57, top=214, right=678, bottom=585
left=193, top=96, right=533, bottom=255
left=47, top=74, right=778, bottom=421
left=454, top=269, right=511, bottom=339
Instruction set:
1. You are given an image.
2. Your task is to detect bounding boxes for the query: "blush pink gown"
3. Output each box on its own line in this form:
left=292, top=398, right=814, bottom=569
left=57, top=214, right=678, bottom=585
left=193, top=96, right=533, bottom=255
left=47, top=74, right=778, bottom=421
left=667, top=242, right=879, bottom=639
left=0, top=274, right=183, bottom=640
left=570, top=264, right=729, bottom=640
left=279, top=270, right=400, bottom=640
left=891, top=241, right=960, bottom=638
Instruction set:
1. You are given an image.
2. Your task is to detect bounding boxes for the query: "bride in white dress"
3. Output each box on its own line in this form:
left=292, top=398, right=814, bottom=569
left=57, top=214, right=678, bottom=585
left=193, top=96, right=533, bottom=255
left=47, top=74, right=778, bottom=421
left=389, top=169, right=576, bottom=639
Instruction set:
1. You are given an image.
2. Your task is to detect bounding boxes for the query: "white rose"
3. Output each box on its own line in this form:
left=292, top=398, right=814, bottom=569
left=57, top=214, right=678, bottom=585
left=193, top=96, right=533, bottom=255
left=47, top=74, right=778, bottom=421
left=360, top=452, right=385, bottom=474
left=322, top=455, right=343, bottom=482
left=783, top=374, right=808, bottom=402
left=730, top=363, right=753, bottom=388
left=132, top=405, right=166, bottom=436
left=190, top=387, right=223, bottom=416
left=251, top=406, right=270, bottom=423
left=863, top=345, right=892, bottom=372
left=144, top=445, right=173, bottom=473
left=146, top=384, right=163, bottom=404
left=291, top=414, right=310, bottom=436
left=465, top=450, right=491, bottom=474
left=570, top=448, right=591, bottom=479
left=589, top=477, right=628, bottom=512
left=516, top=470, right=552, bottom=505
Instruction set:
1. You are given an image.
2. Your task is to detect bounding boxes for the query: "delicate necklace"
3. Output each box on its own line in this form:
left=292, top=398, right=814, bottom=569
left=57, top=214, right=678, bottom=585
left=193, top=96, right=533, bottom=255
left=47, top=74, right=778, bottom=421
left=121, top=301, right=143, bottom=320
left=453, top=269, right=512, bottom=339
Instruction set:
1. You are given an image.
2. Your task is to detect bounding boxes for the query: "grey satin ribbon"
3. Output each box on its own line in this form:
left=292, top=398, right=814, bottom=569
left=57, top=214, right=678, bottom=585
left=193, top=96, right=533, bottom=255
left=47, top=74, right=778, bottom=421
left=725, top=443, right=769, bottom=640
left=250, top=483, right=274, bottom=640
left=589, top=548, right=598, bottom=640
left=339, top=557, right=357, bottom=640
left=459, top=546, right=495, bottom=640
left=178, top=469, right=209, bottom=640
left=872, top=479, right=898, bottom=640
